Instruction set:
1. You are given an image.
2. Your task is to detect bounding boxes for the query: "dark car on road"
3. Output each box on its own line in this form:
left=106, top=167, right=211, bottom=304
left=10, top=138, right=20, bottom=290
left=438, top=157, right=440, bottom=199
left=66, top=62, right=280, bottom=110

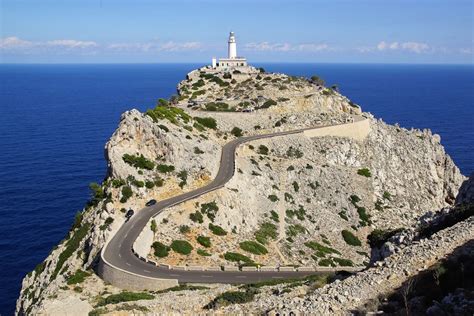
left=145, top=199, right=157, bottom=207
left=125, top=209, right=134, bottom=221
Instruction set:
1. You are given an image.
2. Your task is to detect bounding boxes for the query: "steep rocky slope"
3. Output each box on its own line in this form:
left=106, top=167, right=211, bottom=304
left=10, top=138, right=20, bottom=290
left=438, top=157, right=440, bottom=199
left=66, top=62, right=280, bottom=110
left=15, top=67, right=466, bottom=315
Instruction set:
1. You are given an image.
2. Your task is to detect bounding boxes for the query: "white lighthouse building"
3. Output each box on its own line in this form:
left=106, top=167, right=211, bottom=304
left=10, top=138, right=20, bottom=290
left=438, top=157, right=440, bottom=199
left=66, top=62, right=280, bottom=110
left=212, top=32, right=248, bottom=70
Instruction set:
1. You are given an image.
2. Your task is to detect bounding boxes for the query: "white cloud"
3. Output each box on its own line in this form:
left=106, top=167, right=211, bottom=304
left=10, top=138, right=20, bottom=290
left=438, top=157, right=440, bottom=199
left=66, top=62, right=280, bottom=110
left=46, top=40, right=98, bottom=49
left=158, top=41, right=202, bottom=52
left=244, top=42, right=330, bottom=52
left=0, top=36, right=34, bottom=49
left=376, top=40, right=429, bottom=53
left=459, top=48, right=472, bottom=54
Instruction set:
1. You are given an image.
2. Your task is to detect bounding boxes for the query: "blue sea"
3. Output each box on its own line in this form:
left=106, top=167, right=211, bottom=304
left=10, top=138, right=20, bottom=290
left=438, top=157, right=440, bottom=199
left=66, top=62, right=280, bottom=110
left=0, top=63, right=472, bottom=314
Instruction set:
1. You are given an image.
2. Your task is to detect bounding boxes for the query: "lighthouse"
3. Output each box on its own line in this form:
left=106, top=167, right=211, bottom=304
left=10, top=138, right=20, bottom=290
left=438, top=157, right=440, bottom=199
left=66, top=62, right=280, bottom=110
left=212, top=32, right=248, bottom=70
left=228, top=32, right=237, bottom=59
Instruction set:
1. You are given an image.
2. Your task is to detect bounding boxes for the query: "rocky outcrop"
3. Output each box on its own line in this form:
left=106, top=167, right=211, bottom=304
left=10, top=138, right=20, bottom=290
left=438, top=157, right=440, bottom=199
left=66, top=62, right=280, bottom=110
left=15, top=68, right=467, bottom=315
left=456, top=172, right=474, bottom=205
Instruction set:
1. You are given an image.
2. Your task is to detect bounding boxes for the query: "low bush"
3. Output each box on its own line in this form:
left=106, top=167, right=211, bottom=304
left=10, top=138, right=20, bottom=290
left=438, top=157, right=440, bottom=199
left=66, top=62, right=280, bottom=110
left=341, top=230, right=362, bottom=246
left=260, top=99, right=277, bottom=109
left=286, top=224, right=306, bottom=237
left=304, top=241, right=341, bottom=256
left=270, top=210, right=279, bottom=222
left=231, top=127, right=243, bottom=137
left=177, top=170, right=188, bottom=188
left=179, top=225, right=190, bottom=234
left=254, top=222, right=278, bottom=244
left=157, top=124, right=169, bottom=132
left=150, top=219, right=157, bottom=233
left=122, top=154, right=155, bottom=170
left=333, top=257, right=354, bottom=267
left=197, top=249, right=211, bottom=256
left=257, top=145, right=269, bottom=155
left=292, top=181, right=299, bottom=192
left=67, top=269, right=91, bottom=285
left=171, top=240, right=193, bottom=255
left=239, top=241, right=268, bottom=255
left=194, top=117, right=217, bottom=130
left=120, top=186, right=133, bottom=203
left=194, top=147, right=204, bottom=154
left=267, top=194, right=279, bottom=202
left=223, top=252, right=253, bottom=264
left=152, top=241, right=170, bottom=258
left=157, top=164, right=175, bottom=173
left=357, top=168, right=372, bottom=177
left=201, top=201, right=219, bottom=222
left=190, top=211, right=204, bottom=223
left=205, top=290, right=256, bottom=309
left=51, top=223, right=91, bottom=280
left=209, top=223, right=227, bottom=236
left=368, top=228, right=404, bottom=247
left=112, top=178, right=126, bottom=188
left=96, top=291, right=154, bottom=307
left=197, top=235, right=211, bottom=248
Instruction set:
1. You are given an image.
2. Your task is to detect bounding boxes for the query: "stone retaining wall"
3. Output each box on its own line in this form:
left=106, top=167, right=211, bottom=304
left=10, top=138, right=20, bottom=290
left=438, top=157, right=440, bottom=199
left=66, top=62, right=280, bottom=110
left=303, top=117, right=370, bottom=141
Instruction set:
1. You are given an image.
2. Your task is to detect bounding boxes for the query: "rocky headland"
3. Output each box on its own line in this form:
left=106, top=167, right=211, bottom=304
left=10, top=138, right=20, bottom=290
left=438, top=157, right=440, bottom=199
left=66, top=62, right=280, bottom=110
left=16, top=67, right=472, bottom=315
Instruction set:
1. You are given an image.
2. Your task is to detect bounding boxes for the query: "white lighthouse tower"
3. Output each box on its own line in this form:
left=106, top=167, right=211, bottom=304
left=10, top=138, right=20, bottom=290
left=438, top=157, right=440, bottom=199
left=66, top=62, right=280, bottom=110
left=228, top=32, right=237, bottom=59
left=211, top=32, right=247, bottom=70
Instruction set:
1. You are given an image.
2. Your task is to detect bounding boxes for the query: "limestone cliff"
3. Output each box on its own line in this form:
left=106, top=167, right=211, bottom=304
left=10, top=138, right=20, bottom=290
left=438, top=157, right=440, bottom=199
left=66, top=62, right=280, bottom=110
left=15, top=68, right=467, bottom=315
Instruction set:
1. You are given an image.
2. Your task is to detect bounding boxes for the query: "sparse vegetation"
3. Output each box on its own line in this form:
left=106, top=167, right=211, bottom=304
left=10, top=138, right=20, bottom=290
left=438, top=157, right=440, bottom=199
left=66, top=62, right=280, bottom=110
left=357, top=168, right=372, bottom=177
left=197, top=249, right=211, bottom=256
left=189, top=211, right=204, bottom=223
left=194, top=117, right=217, bottom=130
left=304, top=241, right=341, bottom=256
left=255, top=222, right=278, bottom=244
left=96, top=291, right=154, bottom=307
left=201, top=201, right=219, bottom=222
left=197, top=235, right=211, bottom=248
left=146, top=105, right=191, bottom=125
left=268, top=194, right=279, bottom=202
left=341, top=230, right=362, bottom=246
left=209, top=223, right=227, bottom=236
left=239, top=241, right=268, bottom=255
left=194, top=147, right=204, bottom=154
left=257, top=144, right=269, bottom=155
left=157, top=164, right=175, bottom=173
left=170, top=240, right=193, bottom=255
left=270, top=210, right=279, bottom=222
left=120, top=186, right=133, bottom=203
left=122, top=154, right=155, bottom=170
left=231, top=127, right=243, bottom=137
left=67, top=269, right=91, bottom=285
left=152, top=241, right=170, bottom=258
left=223, top=252, right=254, bottom=264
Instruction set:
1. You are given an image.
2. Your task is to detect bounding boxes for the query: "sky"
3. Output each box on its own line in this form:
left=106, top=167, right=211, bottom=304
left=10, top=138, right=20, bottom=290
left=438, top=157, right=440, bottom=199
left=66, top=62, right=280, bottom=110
left=0, top=0, right=473, bottom=64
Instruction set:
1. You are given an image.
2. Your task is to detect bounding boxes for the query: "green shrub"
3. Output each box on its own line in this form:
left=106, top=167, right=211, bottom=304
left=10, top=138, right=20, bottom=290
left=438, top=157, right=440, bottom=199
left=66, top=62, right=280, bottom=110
left=99, top=217, right=114, bottom=231
left=341, top=230, right=362, bottom=246
left=158, top=124, right=169, bottom=132
left=194, top=147, right=204, bottom=154
left=206, top=290, right=256, bottom=309
left=120, top=186, right=133, bottom=203
left=177, top=170, right=188, bottom=188
left=261, top=99, right=277, bottom=108
left=239, top=241, right=268, bottom=255
left=284, top=192, right=294, bottom=203
left=209, top=223, right=227, bottom=236
left=96, top=291, right=154, bottom=307
left=286, top=224, right=306, bottom=237
left=197, top=235, right=211, bottom=248
left=152, top=241, right=170, bottom=258
left=122, top=154, right=155, bottom=170
left=357, top=168, right=372, bottom=177
left=145, top=181, right=155, bottom=189
left=254, top=222, right=278, bottom=244
left=197, top=249, right=211, bottom=256
left=318, top=258, right=335, bottom=267
left=383, top=191, right=392, bottom=200
left=270, top=210, right=279, bottom=222
left=88, top=182, right=105, bottom=206
left=157, top=164, right=175, bottom=173
left=367, top=228, right=404, bottom=247
left=146, top=106, right=191, bottom=125
left=268, top=194, right=279, bottom=202
left=223, top=252, right=253, bottom=264
left=112, top=178, right=126, bottom=188
left=286, top=146, right=303, bottom=158
left=171, top=240, right=193, bottom=255
left=350, top=195, right=361, bottom=204
left=338, top=210, right=349, bottom=221
left=257, top=145, right=269, bottom=155
left=201, top=201, right=219, bottom=221
left=310, top=75, right=325, bottom=86
left=51, top=223, right=90, bottom=280
left=357, top=207, right=371, bottom=226
left=333, top=257, right=354, bottom=267
left=194, top=117, right=217, bottom=130
left=67, top=269, right=91, bottom=285
left=231, top=127, right=243, bottom=137
left=292, top=181, right=299, bottom=192
left=179, top=225, right=190, bottom=234
left=150, top=220, right=157, bottom=233
left=190, top=211, right=204, bottom=223
left=304, top=241, right=341, bottom=256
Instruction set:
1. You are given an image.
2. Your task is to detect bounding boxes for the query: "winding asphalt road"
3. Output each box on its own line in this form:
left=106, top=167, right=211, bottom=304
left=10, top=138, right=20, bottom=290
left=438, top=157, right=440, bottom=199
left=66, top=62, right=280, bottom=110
left=102, top=119, right=360, bottom=284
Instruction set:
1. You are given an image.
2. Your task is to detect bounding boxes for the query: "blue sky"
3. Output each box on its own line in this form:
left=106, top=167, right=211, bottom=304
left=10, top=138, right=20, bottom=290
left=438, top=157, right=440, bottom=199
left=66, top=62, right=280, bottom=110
left=1, top=0, right=472, bottom=63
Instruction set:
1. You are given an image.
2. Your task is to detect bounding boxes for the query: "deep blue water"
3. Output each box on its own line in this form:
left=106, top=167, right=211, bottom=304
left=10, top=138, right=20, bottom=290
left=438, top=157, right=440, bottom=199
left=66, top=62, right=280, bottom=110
left=0, top=63, right=472, bottom=314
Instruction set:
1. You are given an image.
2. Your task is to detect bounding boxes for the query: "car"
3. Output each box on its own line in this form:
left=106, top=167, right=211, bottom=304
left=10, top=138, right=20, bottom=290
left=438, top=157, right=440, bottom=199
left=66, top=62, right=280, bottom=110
left=125, top=209, right=134, bottom=221
left=145, top=199, right=157, bottom=207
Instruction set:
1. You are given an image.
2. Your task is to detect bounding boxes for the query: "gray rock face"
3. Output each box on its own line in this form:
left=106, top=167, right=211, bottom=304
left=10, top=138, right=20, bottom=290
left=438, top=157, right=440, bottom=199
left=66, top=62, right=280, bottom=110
left=456, top=173, right=474, bottom=205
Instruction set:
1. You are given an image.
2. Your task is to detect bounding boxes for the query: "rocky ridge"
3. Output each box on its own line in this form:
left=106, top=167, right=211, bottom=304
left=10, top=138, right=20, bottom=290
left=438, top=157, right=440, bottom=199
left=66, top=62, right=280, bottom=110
left=15, top=67, right=467, bottom=315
